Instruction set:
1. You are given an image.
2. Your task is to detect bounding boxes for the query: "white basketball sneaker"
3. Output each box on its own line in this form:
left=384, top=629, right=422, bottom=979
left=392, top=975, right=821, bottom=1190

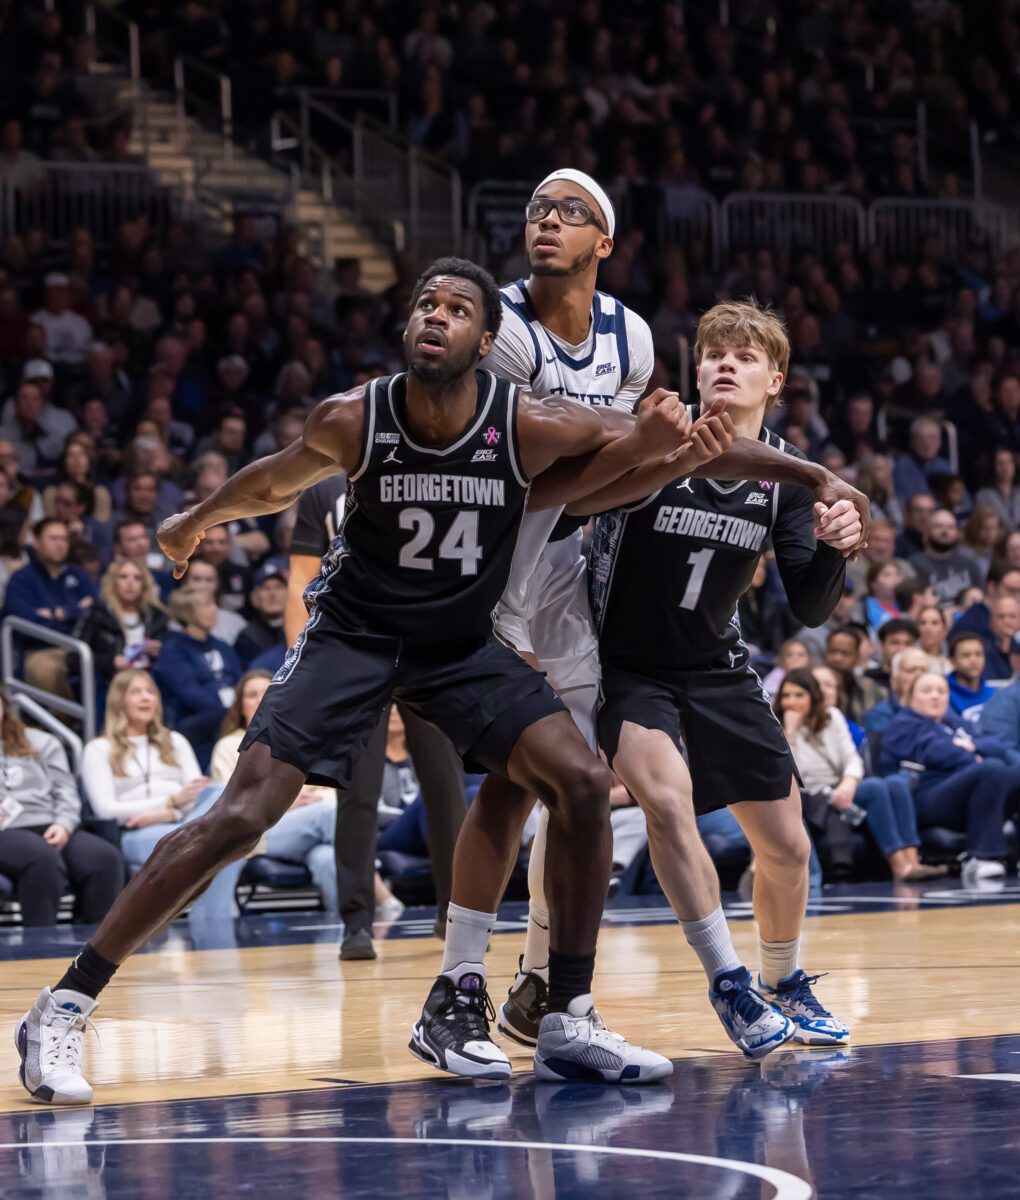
left=533, top=996, right=673, bottom=1083
left=16, top=987, right=97, bottom=1105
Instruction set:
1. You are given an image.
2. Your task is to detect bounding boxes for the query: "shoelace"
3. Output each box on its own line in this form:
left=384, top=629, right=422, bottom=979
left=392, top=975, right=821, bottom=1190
left=444, top=986, right=496, bottom=1041
left=781, top=971, right=833, bottom=1018
left=43, top=1009, right=97, bottom=1073
left=726, top=982, right=773, bottom=1027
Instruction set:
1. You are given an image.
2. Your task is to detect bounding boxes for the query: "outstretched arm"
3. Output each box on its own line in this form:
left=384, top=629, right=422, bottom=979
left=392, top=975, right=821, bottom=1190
left=158, top=390, right=364, bottom=577
left=564, top=430, right=871, bottom=554
left=523, top=389, right=694, bottom=509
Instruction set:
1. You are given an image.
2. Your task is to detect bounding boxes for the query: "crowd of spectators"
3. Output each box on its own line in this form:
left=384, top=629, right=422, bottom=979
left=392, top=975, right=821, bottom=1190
left=2, top=2, right=1020, bottom=922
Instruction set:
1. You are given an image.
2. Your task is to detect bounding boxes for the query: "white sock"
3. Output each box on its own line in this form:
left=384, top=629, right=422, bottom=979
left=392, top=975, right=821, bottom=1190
left=441, top=903, right=495, bottom=984
left=520, top=902, right=550, bottom=981
left=759, top=936, right=800, bottom=989
left=681, top=906, right=741, bottom=983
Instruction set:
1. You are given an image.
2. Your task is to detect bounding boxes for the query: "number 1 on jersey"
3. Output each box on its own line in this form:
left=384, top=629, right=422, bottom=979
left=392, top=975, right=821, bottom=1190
left=398, top=508, right=483, bottom=575
left=679, top=548, right=715, bottom=610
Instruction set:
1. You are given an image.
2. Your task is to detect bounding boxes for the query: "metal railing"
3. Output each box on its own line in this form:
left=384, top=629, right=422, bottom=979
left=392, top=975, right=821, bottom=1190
left=1, top=618, right=96, bottom=743
left=659, top=186, right=722, bottom=266
left=279, top=86, right=399, bottom=132
left=9, top=693, right=84, bottom=773
left=722, top=192, right=867, bottom=258
left=0, top=162, right=189, bottom=246
left=867, top=198, right=1020, bottom=262
left=174, top=55, right=234, bottom=163
left=85, top=2, right=140, bottom=82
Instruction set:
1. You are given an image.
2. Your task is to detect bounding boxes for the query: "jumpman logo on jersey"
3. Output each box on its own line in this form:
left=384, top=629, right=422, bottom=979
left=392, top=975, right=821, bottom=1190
left=384, top=448, right=402, bottom=464
left=728, top=650, right=741, bottom=668
left=676, top=477, right=694, bottom=493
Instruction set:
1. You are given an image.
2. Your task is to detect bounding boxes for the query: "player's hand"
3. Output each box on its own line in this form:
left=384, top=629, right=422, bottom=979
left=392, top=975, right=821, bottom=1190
left=812, top=475, right=871, bottom=557
left=157, top=511, right=206, bottom=579
left=663, top=399, right=736, bottom=467
left=633, top=388, right=690, bottom=454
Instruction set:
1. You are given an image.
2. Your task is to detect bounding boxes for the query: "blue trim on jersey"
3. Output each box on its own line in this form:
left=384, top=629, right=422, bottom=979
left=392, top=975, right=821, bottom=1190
left=613, top=297, right=630, bottom=384
left=500, top=289, right=542, bottom=384
left=517, top=280, right=606, bottom=372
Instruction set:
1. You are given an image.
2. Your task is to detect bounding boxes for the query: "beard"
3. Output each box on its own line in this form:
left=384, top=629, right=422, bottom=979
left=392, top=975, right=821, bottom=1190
left=927, top=535, right=957, bottom=553
left=528, top=243, right=597, bottom=277
left=406, top=337, right=481, bottom=384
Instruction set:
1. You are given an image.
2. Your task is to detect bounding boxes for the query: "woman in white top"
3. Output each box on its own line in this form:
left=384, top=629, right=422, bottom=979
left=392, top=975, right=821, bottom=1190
left=210, top=670, right=338, bottom=915
left=81, top=669, right=245, bottom=922
left=775, top=668, right=944, bottom=882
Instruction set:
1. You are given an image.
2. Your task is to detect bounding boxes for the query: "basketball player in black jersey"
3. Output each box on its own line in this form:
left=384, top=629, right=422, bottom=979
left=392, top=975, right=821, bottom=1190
left=288, top=477, right=467, bottom=959
left=566, top=300, right=862, bottom=1052
left=18, top=256, right=723, bottom=1103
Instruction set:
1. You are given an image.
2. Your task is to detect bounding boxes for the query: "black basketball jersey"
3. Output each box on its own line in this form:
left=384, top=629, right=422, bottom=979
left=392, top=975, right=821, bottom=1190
left=307, top=370, right=530, bottom=642
left=291, top=474, right=348, bottom=557
left=591, top=426, right=835, bottom=671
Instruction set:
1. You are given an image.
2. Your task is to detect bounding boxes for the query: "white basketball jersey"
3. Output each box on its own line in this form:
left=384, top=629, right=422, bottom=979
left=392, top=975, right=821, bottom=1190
left=487, top=279, right=655, bottom=606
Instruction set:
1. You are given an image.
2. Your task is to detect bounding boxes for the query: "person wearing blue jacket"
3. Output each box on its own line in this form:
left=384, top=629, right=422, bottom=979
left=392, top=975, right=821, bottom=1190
left=879, top=671, right=1017, bottom=883
left=978, top=670, right=1020, bottom=767
left=2, top=516, right=98, bottom=696
left=945, top=631, right=997, bottom=725
left=154, top=586, right=241, bottom=770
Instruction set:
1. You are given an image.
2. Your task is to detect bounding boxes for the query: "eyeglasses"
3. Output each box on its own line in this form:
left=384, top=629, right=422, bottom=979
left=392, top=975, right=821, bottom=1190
left=525, top=196, right=607, bottom=234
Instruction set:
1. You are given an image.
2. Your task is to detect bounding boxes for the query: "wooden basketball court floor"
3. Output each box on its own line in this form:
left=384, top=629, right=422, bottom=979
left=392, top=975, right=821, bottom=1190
left=0, top=882, right=1018, bottom=1198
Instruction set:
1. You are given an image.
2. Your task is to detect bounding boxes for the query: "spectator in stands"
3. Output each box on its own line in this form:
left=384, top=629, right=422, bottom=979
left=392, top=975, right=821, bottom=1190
left=775, top=668, right=942, bottom=882
left=825, top=625, right=887, bottom=723
left=42, top=435, right=113, bottom=523
left=761, top=637, right=813, bottom=697
left=946, top=631, right=997, bottom=725
left=847, top=519, right=914, bottom=591
left=982, top=595, right=1020, bottom=681
left=50, top=480, right=113, bottom=566
left=865, top=618, right=919, bottom=691
left=979, top=644, right=1020, bottom=765
left=909, top=508, right=985, bottom=608
left=112, top=472, right=172, bottom=535
left=234, top=562, right=288, bottom=668
left=863, top=647, right=935, bottom=743
left=144, top=391, right=195, bottom=460
left=113, top=520, right=173, bottom=599
left=893, top=418, right=952, bottom=502
left=975, top=448, right=1020, bottom=529
left=209, top=670, right=338, bottom=915
left=879, top=672, right=1016, bottom=883
left=154, top=587, right=240, bottom=769
left=0, top=685, right=123, bottom=926
left=864, top=561, right=902, bottom=634
left=2, top=517, right=97, bottom=697
left=894, top=493, right=936, bottom=561
left=81, top=669, right=244, bottom=921
left=30, top=272, right=91, bottom=366
left=0, top=117, right=44, bottom=189
left=963, top=505, right=1006, bottom=576
left=195, top=525, right=251, bottom=612
left=194, top=410, right=249, bottom=475
left=812, top=662, right=865, bottom=747
left=895, top=577, right=939, bottom=624
left=916, top=605, right=952, bottom=674
left=178, top=560, right=245, bottom=644
left=852, top=456, right=903, bottom=530
left=74, top=559, right=168, bottom=698
left=0, top=379, right=77, bottom=474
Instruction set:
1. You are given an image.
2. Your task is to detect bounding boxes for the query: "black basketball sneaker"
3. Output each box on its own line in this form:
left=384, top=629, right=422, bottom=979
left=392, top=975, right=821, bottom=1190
left=409, top=973, right=511, bottom=1080
left=497, top=957, right=548, bottom=1047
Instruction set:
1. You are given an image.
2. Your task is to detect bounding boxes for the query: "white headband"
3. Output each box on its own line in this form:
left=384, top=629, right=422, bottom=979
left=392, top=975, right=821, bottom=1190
left=533, top=169, right=615, bottom=238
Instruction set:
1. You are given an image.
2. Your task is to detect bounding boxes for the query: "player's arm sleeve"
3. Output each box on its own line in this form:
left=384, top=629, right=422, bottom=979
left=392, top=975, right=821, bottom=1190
left=771, top=472, right=847, bottom=628
left=485, top=304, right=541, bottom=387
left=611, top=312, right=655, bottom=411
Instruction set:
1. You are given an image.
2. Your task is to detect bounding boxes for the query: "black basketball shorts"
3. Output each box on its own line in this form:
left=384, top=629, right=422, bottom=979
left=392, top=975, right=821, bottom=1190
left=240, top=604, right=567, bottom=788
left=597, top=646, right=798, bottom=814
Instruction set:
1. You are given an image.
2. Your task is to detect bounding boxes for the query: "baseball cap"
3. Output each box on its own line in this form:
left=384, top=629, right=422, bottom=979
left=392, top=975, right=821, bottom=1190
left=22, top=359, right=54, bottom=381
left=253, top=561, right=288, bottom=587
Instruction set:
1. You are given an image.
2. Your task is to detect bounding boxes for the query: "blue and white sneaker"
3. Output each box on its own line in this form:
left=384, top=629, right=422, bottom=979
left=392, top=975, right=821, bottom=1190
left=758, top=969, right=850, bottom=1046
left=709, top=966, right=796, bottom=1061
left=16, top=987, right=97, bottom=1105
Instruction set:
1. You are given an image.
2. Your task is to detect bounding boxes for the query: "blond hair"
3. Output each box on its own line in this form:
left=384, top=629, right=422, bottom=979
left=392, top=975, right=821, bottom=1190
left=168, top=585, right=213, bottom=627
left=99, top=557, right=165, bottom=625
left=695, top=298, right=790, bottom=413
left=104, top=669, right=179, bottom=777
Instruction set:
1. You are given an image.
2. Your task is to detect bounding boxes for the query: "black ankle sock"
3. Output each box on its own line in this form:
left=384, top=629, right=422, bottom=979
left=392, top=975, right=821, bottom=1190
left=547, top=950, right=596, bottom=1014
left=54, top=944, right=119, bottom=1001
